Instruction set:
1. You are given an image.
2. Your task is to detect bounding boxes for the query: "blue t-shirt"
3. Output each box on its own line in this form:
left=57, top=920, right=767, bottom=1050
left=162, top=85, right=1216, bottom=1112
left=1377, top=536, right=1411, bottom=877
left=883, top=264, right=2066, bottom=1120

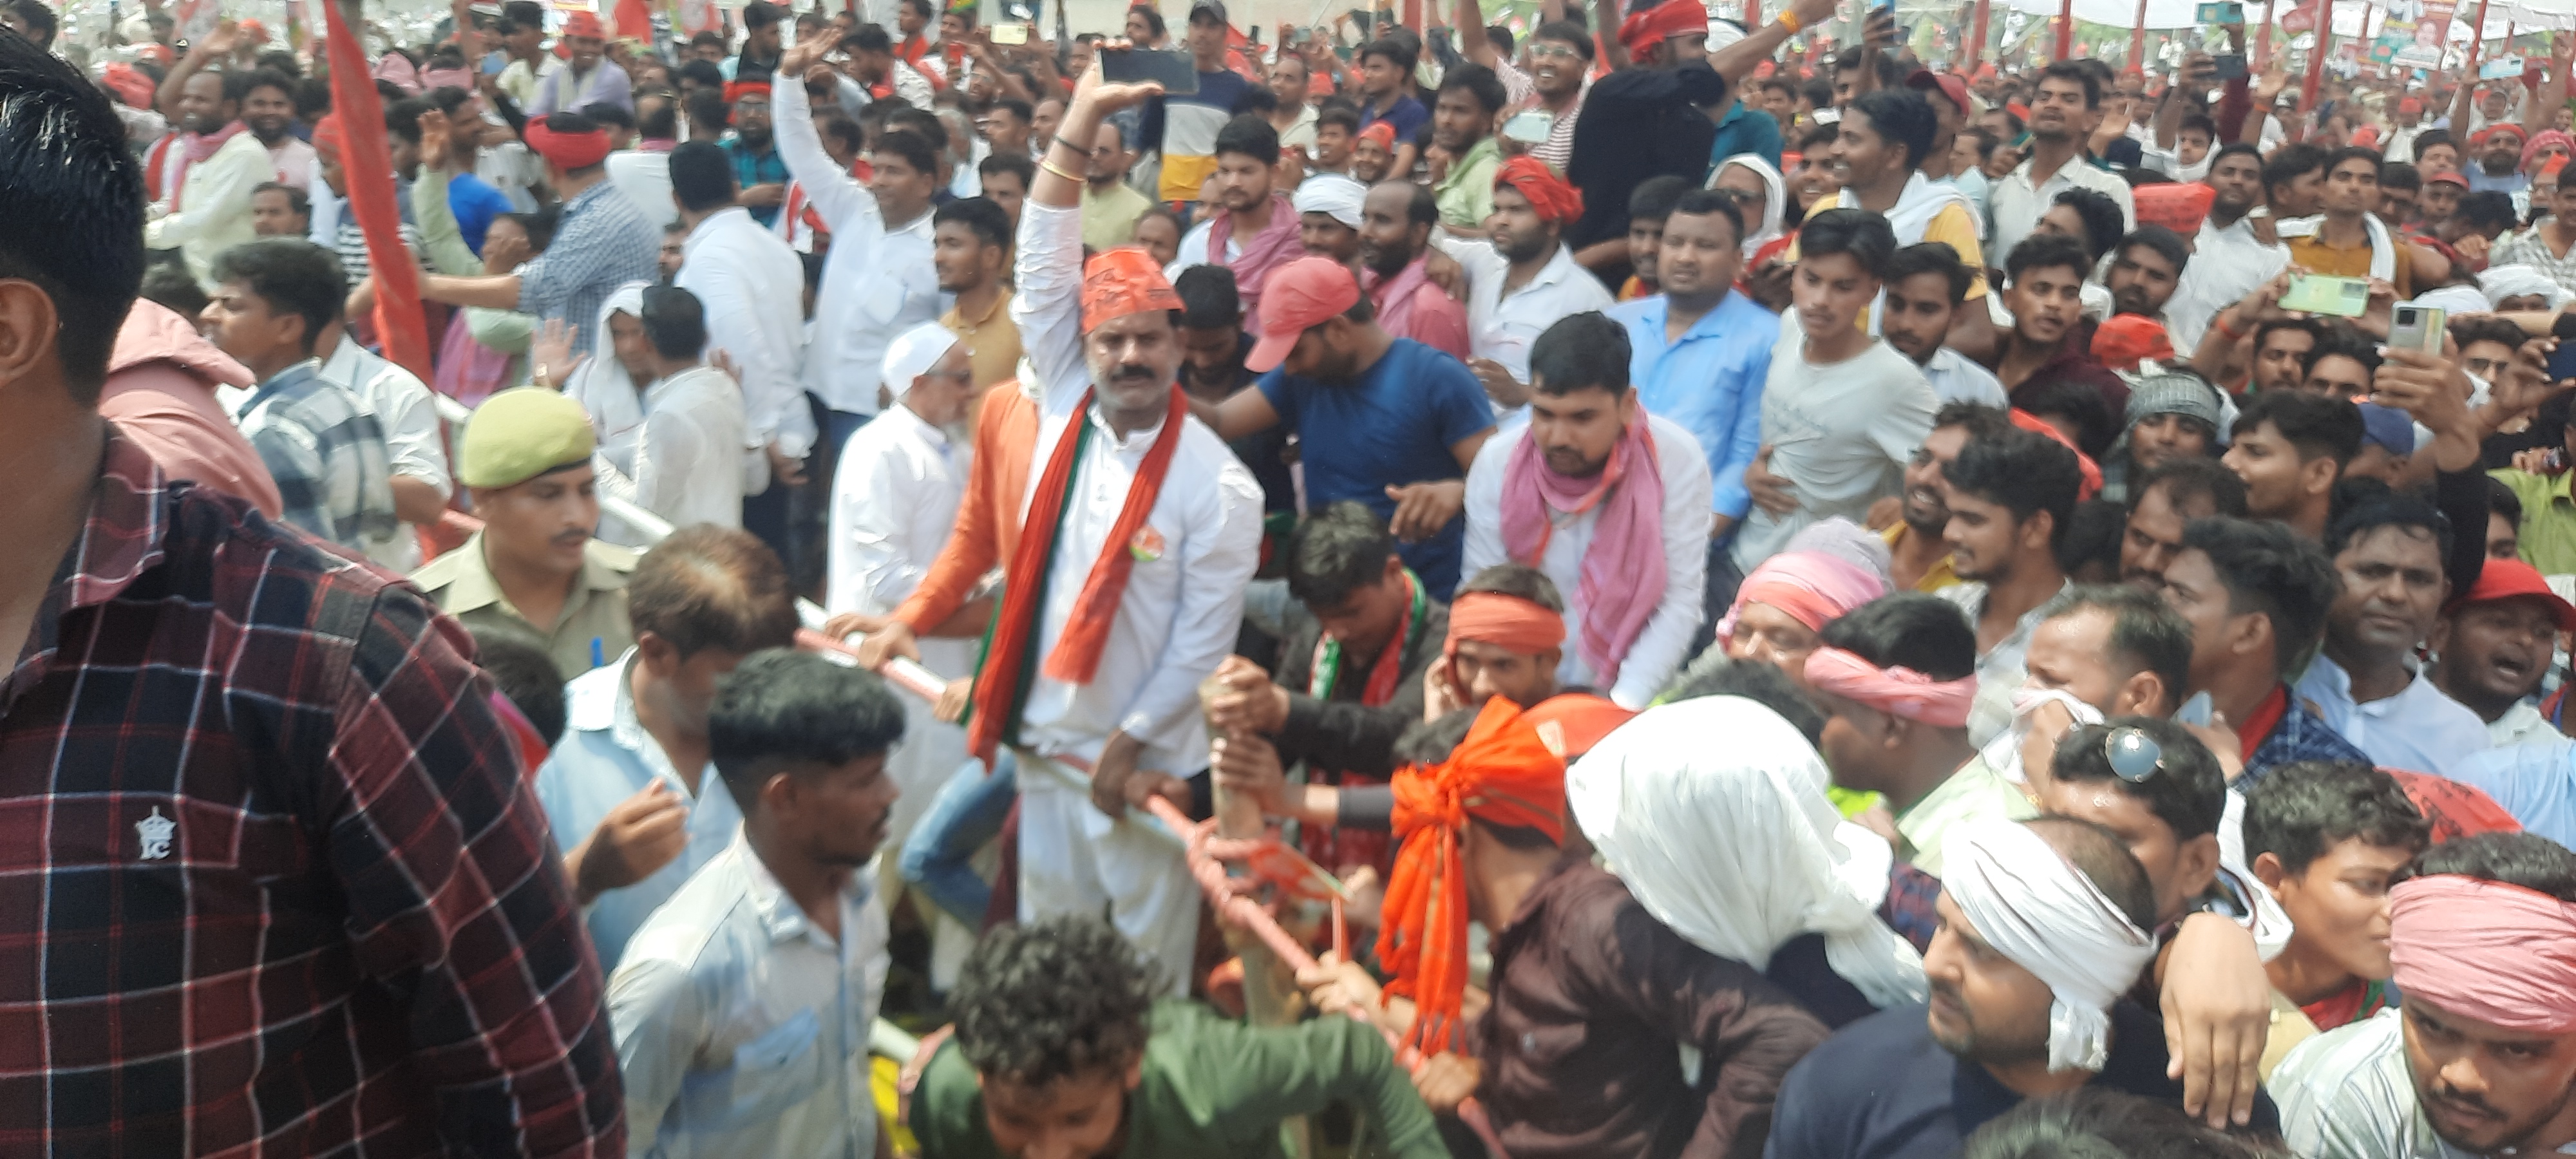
left=1707, top=99, right=1784, bottom=174
left=446, top=171, right=515, bottom=256
left=1359, top=93, right=1430, bottom=145
left=1256, top=338, right=1493, bottom=594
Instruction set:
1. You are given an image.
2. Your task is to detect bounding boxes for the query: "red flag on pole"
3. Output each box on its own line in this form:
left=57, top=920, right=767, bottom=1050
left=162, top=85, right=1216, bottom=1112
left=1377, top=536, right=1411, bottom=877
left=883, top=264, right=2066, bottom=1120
left=321, top=0, right=432, bottom=382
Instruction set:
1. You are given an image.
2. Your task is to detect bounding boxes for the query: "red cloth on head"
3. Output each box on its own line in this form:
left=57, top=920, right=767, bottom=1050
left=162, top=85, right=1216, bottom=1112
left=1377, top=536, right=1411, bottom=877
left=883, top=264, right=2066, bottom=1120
left=311, top=113, right=345, bottom=158
left=1079, top=247, right=1183, bottom=332
left=2390, top=875, right=2576, bottom=1035
left=1618, top=0, right=1705, bottom=55
left=1380, top=697, right=1567, bottom=1055
left=102, top=63, right=156, bottom=109
left=2005, top=408, right=2103, bottom=500
left=2091, top=314, right=2175, bottom=372
left=1494, top=155, right=1583, bottom=223
left=1358, top=121, right=1396, bottom=149
left=2132, top=182, right=2216, bottom=236
left=724, top=79, right=772, bottom=104
left=525, top=118, right=613, bottom=169
left=1445, top=591, right=1567, bottom=657
left=560, top=10, right=605, bottom=38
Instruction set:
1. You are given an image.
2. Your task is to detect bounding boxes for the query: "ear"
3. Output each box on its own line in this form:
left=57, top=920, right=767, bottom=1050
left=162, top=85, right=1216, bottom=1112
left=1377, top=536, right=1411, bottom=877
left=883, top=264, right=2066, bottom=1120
left=2427, top=615, right=2452, bottom=656
left=2021, top=511, right=2056, bottom=555
left=0, top=279, right=65, bottom=399
left=636, top=630, right=680, bottom=673
left=2251, top=849, right=2289, bottom=894
left=2177, top=832, right=2223, bottom=901
left=2300, top=453, right=2340, bottom=497
left=2112, top=669, right=2166, bottom=717
left=2231, top=608, right=2275, bottom=664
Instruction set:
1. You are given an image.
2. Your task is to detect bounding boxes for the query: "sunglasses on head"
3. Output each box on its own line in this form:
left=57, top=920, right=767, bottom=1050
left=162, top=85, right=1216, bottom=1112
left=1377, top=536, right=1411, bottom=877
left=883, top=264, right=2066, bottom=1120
left=2101, top=726, right=2165, bottom=784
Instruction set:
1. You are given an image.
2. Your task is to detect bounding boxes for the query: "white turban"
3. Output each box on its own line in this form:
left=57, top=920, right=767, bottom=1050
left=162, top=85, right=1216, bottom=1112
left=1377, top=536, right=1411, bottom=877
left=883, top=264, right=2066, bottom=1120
left=1944, top=818, right=2157, bottom=1074
left=880, top=321, right=961, bottom=399
left=2481, top=263, right=2575, bottom=309
left=1293, top=173, right=1367, bottom=229
left=1567, top=697, right=1927, bottom=1011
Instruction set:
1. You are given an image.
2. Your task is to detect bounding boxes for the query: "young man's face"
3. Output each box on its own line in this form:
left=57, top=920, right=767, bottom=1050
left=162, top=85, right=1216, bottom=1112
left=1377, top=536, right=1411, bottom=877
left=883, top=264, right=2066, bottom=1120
left=1299, top=211, right=1361, bottom=263
left=2005, top=261, right=2085, bottom=348
left=2177, top=126, right=2213, bottom=167
left=2381, top=184, right=2421, bottom=225
left=2402, top=1003, right=2576, bottom=1156
left=1625, top=212, right=1666, bottom=285
left=249, top=188, right=306, bottom=237
left=2128, top=413, right=2211, bottom=475
left=1940, top=485, right=2035, bottom=584
left=1655, top=208, right=1739, bottom=301
left=1529, top=37, right=1585, bottom=97
left=176, top=71, right=233, bottom=136
left=242, top=82, right=296, bottom=144
left=1270, top=59, right=1310, bottom=111
left=2253, top=328, right=2317, bottom=392
left=2301, top=352, right=2374, bottom=402
left=475, top=464, right=601, bottom=581
left=2271, top=165, right=2328, bottom=219
left=1314, top=122, right=1353, bottom=169
left=2208, top=149, right=2264, bottom=218
left=1527, top=384, right=1633, bottom=478
left=1350, top=136, right=1391, bottom=184
left=933, top=220, right=1001, bottom=293
left=1487, top=185, right=1558, bottom=265
left=978, top=1062, right=1141, bottom=1159
left=2439, top=596, right=2561, bottom=711
left=2322, top=156, right=2382, bottom=217
left=659, top=229, right=687, bottom=278
left=199, top=280, right=303, bottom=371
left=2262, top=837, right=2414, bottom=988
left=2222, top=419, right=2321, bottom=522
left=1792, top=251, right=1879, bottom=343
left=1210, top=149, right=1271, bottom=213
left=1360, top=52, right=1403, bottom=98
left=1432, top=85, right=1493, bottom=154
left=1831, top=106, right=1905, bottom=189
left=1879, top=269, right=1956, bottom=366
left=2037, top=777, right=2213, bottom=927
left=1307, top=558, right=1408, bottom=657
left=1176, top=322, right=1243, bottom=389
left=1900, top=423, right=1972, bottom=534
left=2027, top=75, right=2090, bottom=140
left=2107, top=243, right=2180, bottom=319
left=1923, top=891, right=2059, bottom=1064
left=2328, top=523, right=2448, bottom=659
left=1448, top=638, right=1557, bottom=707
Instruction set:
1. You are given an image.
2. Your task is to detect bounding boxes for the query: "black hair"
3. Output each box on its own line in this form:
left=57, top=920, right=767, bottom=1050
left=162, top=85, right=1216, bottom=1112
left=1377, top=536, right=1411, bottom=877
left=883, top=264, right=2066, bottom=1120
left=1317, top=100, right=1362, bottom=135
left=2300, top=328, right=2383, bottom=383
left=627, top=524, right=800, bottom=661
left=1965, top=1088, right=2272, bottom=1159
left=1848, top=88, right=1939, bottom=169
left=2451, top=314, right=2530, bottom=354
left=2262, top=142, right=2331, bottom=201
left=1173, top=263, right=1240, bottom=330
left=1888, top=241, right=1973, bottom=305
left=383, top=95, right=433, bottom=144
left=2243, top=761, right=2430, bottom=876
left=1943, top=427, right=2083, bottom=550
left=1797, top=208, right=1898, bottom=280
left=2380, top=160, right=2421, bottom=194
left=2027, top=816, right=2160, bottom=932
left=708, top=648, right=906, bottom=804
left=251, top=180, right=311, bottom=220
left=1437, top=62, right=1507, bottom=116
left=990, top=96, right=1034, bottom=126
left=742, top=0, right=784, bottom=28
left=2044, top=187, right=2124, bottom=265
left=1283, top=500, right=1398, bottom=612
left=903, top=0, right=938, bottom=19
left=1213, top=113, right=1279, bottom=165
left=2325, top=144, right=2383, bottom=184
left=638, top=284, right=708, bottom=360
left=2116, top=225, right=2189, bottom=279
left=469, top=623, right=568, bottom=745
left=2052, top=718, right=2226, bottom=842
left=1659, top=655, right=1827, bottom=747
left=2325, top=484, right=2453, bottom=564
left=1359, top=35, right=1418, bottom=73
left=1817, top=592, right=1978, bottom=683
left=2410, top=127, right=2457, bottom=165
left=1457, top=563, right=1564, bottom=614
left=511, top=205, right=563, bottom=253
left=2252, top=315, right=2323, bottom=361
left=873, top=129, right=941, bottom=180
left=209, top=240, right=344, bottom=357
left=1124, top=1, right=1166, bottom=36
left=138, top=262, right=209, bottom=325
left=2232, top=389, right=2363, bottom=467
left=886, top=105, right=948, bottom=149
left=668, top=140, right=736, bottom=211
left=2012, top=377, right=2117, bottom=460
left=2407, top=831, right=2576, bottom=902
left=636, top=91, right=678, bottom=139
left=2005, top=231, right=2093, bottom=286
left=2192, top=138, right=2255, bottom=173
left=843, top=24, right=893, bottom=54
left=977, top=151, right=1035, bottom=191
left=2037, top=60, right=2101, bottom=109
left=0, top=32, right=146, bottom=400
left=1935, top=400, right=2016, bottom=442
left=1528, top=312, right=1631, bottom=397
left=1627, top=173, right=1692, bottom=225
left=2177, top=113, right=2217, bottom=142
left=1531, top=19, right=1593, bottom=57
left=952, top=912, right=1163, bottom=1089
left=934, top=195, right=1012, bottom=251
left=2037, top=584, right=2194, bottom=708
left=2135, top=457, right=2248, bottom=518
left=2179, top=516, right=2344, bottom=675
left=1667, top=187, right=1745, bottom=248
left=2456, top=190, right=2521, bottom=232
left=677, top=57, right=729, bottom=90
left=238, top=66, right=296, bottom=106
left=2488, top=473, right=2526, bottom=529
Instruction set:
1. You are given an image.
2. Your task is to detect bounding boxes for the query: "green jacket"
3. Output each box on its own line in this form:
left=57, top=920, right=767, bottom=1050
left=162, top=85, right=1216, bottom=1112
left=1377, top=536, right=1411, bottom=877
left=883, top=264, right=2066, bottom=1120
left=912, top=1000, right=1447, bottom=1158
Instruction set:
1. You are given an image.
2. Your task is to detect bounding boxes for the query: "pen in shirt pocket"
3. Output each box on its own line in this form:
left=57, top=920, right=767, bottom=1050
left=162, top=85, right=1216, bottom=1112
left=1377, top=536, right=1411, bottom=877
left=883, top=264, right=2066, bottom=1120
left=591, top=636, right=605, bottom=670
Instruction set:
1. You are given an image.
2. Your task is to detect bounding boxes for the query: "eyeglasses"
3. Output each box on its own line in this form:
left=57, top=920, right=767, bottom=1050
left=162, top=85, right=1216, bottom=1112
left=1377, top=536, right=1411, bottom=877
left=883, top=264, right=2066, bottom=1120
left=1528, top=43, right=1584, bottom=60
left=2103, top=726, right=2165, bottom=784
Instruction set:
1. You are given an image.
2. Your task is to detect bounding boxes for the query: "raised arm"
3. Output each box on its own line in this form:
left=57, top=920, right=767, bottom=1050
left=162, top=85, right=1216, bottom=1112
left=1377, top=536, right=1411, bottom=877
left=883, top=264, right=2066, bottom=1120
left=155, top=19, right=235, bottom=120
left=1454, top=0, right=1499, bottom=70
left=1711, top=0, right=1836, bottom=89
left=776, top=41, right=875, bottom=225
left=1022, top=58, right=1166, bottom=395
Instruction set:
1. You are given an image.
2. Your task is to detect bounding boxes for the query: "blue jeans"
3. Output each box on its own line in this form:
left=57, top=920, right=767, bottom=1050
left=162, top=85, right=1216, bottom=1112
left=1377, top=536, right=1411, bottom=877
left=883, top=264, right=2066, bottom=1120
left=900, top=749, right=1019, bottom=927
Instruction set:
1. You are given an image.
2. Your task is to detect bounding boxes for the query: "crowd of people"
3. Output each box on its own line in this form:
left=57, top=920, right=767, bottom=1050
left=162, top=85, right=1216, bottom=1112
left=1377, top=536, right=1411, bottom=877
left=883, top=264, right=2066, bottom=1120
left=18, top=0, right=2576, bottom=1151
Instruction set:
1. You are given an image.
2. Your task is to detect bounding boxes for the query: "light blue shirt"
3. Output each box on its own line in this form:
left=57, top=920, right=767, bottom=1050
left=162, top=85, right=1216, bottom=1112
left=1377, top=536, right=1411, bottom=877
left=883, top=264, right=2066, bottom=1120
left=608, top=836, right=889, bottom=1159
left=2291, top=653, right=2494, bottom=777
left=2448, top=735, right=2576, bottom=849
left=534, top=650, right=744, bottom=974
left=1607, top=290, right=1776, bottom=520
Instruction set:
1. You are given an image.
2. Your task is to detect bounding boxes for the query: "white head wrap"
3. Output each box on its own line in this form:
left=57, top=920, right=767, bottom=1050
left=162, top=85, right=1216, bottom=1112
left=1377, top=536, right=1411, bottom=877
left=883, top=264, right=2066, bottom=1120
left=1944, top=818, right=2157, bottom=1074
left=560, top=281, right=652, bottom=473
left=880, top=321, right=962, bottom=399
left=1567, top=697, right=1927, bottom=1010
left=2482, top=263, right=2575, bottom=308
left=1712, top=153, right=1786, bottom=259
left=1292, top=173, right=1368, bottom=229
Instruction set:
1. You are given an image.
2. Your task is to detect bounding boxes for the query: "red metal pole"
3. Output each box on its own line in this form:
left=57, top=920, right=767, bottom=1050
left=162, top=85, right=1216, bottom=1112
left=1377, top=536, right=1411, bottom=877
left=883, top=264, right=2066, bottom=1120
left=2131, top=0, right=2150, bottom=68
left=2256, top=0, right=2275, bottom=66
left=2299, top=0, right=2331, bottom=115
left=1968, top=0, right=1990, bottom=66
left=2054, top=0, right=2072, bottom=59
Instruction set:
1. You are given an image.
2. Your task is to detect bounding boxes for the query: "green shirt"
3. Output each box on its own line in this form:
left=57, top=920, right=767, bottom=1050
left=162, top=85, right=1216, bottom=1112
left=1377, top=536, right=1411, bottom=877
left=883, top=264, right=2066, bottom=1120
left=1432, top=135, right=1502, bottom=230
left=912, top=1001, right=1448, bottom=1159
left=2492, top=467, right=2576, bottom=576
left=410, top=530, right=636, bottom=681
left=1895, top=753, right=2038, bottom=878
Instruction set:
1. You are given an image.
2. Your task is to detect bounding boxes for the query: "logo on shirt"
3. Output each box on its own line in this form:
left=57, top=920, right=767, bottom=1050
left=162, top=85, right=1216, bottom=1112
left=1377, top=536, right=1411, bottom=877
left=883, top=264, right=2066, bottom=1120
left=136, top=806, right=175, bottom=862
left=1128, top=525, right=1166, bottom=563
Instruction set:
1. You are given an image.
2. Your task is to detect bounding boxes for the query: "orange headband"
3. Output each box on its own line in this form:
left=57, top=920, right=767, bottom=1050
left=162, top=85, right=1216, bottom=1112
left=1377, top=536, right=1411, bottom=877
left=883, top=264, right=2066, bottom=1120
left=1446, top=591, right=1566, bottom=657
left=1081, top=247, right=1183, bottom=331
left=1495, top=155, right=1584, bottom=224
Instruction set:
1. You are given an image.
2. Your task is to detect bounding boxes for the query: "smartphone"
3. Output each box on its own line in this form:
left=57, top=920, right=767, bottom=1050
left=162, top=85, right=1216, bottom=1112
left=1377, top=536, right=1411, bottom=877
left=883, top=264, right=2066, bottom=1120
left=1501, top=109, right=1553, bottom=143
left=2281, top=274, right=2370, bottom=318
left=2390, top=304, right=2445, bottom=354
left=990, top=21, right=1028, bottom=44
left=1100, top=46, right=1200, bottom=93
left=2548, top=339, right=2576, bottom=384
left=2481, top=54, right=2526, bottom=79
left=2176, top=691, right=2215, bottom=727
left=482, top=50, right=507, bottom=75
left=2212, top=52, right=2248, bottom=79
left=2195, top=1, right=2245, bottom=22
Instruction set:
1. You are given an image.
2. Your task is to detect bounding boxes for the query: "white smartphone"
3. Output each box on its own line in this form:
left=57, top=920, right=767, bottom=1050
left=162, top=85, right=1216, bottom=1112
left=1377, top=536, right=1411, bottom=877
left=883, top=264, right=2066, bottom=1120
left=2389, top=303, right=2445, bottom=355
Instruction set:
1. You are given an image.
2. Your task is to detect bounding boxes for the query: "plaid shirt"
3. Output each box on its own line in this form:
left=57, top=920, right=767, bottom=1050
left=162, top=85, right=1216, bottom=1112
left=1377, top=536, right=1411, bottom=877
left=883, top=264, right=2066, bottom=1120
left=0, top=427, right=624, bottom=1155
left=231, top=358, right=400, bottom=555
left=2242, top=690, right=2374, bottom=789
left=723, top=138, right=791, bottom=229
left=516, top=180, right=660, bottom=356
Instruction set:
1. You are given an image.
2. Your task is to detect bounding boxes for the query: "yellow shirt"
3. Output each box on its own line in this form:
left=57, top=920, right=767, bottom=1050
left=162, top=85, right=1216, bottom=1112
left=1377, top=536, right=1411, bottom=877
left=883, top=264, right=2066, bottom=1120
left=1882, top=522, right=1962, bottom=592
left=1080, top=181, right=1158, bottom=253
left=942, top=290, right=1023, bottom=391
left=2287, top=231, right=2415, bottom=299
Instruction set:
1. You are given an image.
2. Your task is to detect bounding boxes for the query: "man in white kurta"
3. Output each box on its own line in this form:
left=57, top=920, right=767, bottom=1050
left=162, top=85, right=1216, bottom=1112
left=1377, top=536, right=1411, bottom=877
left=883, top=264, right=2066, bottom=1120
left=670, top=142, right=810, bottom=503
left=592, top=285, right=748, bottom=532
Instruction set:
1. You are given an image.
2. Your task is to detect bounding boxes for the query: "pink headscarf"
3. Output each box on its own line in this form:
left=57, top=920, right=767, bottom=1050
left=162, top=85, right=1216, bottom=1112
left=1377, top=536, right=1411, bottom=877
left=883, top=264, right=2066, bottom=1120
left=1716, top=549, right=1892, bottom=641
left=373, top=52, right=422, bottom=95
left=1209, top=193, right=1303, bottom=335
left=1499, top=410, right=1665, bottom=687
left=2524, top=129, right=2575, bottom=174
left=1803, top=646, right=1975, bottom=727
left=2389, top=875, right=2576, bottom=1033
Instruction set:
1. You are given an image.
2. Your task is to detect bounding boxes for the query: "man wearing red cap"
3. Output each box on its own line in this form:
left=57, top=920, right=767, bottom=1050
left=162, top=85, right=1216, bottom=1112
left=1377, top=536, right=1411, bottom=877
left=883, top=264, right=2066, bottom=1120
left=531, top=10, right=633, bottom=115
left=2388, top=95, right=2431, bottom=166
left=867, top=61, right=1264, bottom=992
left=2433, top=558, right=2576, bottom=748
left=718, top=79, right=790, bottom=227
left=419, top=111, right=661, bottom=359
left=1435, top=156, right=1614, bottom=417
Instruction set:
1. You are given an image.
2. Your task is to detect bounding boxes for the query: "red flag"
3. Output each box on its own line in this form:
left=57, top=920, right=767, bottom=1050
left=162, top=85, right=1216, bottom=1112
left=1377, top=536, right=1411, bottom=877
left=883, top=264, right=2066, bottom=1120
left=320, top=0, right=431, bottom=382
left=611, top=0, right=654, bottom=41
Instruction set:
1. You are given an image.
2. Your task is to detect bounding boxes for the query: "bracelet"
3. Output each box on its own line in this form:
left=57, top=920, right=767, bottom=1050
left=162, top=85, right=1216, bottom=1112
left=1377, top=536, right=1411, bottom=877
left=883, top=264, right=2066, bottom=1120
left=1776, top=10, right=1802, bottom=32
left=2212, top=311, right=2244, bottom=342
left=1039, top=157, right=1084, bottom=184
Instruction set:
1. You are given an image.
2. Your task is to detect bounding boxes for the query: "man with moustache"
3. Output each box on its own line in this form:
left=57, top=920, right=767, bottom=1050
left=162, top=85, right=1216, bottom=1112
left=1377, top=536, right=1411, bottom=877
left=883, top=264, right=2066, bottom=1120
left=2119, top=458, right=2248, bottom=589
left=146, top=69, right=278, bottom=290
left=2432, top=560, right=2576, bottom=747
left=1355, top=180, right=1468, bottom=360
left=2170, top=143, right=2291, bottom=353
left=1884, top=403, right=2013, bottom=594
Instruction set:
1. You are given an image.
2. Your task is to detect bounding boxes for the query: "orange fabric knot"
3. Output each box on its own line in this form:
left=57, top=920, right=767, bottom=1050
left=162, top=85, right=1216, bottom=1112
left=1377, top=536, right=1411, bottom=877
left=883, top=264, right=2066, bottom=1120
left=1494, top=155, right=1584, bottom=223
left=1081, top=246, right=1184, bottom=332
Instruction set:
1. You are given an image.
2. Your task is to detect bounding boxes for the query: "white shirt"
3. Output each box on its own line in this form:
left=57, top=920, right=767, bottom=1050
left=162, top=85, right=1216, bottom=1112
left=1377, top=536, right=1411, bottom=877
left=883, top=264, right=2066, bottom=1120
left=1732, top=334, right=1938, bottom=571
left=2491, top=701, right=2553, bottom=748
left=145, top=129, right=274, bottom=290
left=1165, top=217, right=1239, bottom=283
left=317, top=334, right=450, bottom=572
left=2295, top=654, right=2495, bottom=777
left=677, top=206, right=810, bottom=474
left=535, top=653, right=746, bottom=974
left=596, top=365, right=748, bottom=533
left=2273, top=1009, right=2463, bottom=1159
left=2166, top=213, right=2291, bottom=354
left=1985, top=152, right=2137, bottom=282
left=1922, top=346, right=2011, bottom=408
left=1012, top=200, right=1267, bottom=772
left=777, top=78, right=944, bottom=426
left=1435, top=236, right=1618, bottom=408
left=1944, top=578, right=2073, bottom=748
left=1459, top=413, right=1712, bottom=708
left=609, top=836, right=889, bottom=1159
left=607, top=149, right=675, bottom=224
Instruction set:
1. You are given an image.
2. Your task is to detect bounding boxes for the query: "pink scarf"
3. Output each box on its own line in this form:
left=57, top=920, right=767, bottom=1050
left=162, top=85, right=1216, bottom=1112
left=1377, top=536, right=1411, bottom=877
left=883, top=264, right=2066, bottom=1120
left=1210, top=192, right=1302, bottom=334
left=1367, top=256, right=1441, bottom=348
left=170, top=122, right=248, bottom=211
left=433, top=309, right=515, bottom=408
left=1499, top=410, right=1665, bottom=686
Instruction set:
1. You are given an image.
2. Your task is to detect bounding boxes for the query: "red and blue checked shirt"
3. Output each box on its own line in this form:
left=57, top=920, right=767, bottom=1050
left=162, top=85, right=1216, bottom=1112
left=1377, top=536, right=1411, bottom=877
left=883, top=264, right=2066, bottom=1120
left=0, top=426, right=623, bottom=1156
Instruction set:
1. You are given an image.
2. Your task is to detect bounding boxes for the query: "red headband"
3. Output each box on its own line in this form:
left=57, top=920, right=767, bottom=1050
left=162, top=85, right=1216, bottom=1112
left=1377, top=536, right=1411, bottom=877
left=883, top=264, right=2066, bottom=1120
left=1803, top=646, right=1975, bottom=728
left=1358, top=121, right=1396, bottom=149
left=2390, top=876, right=2576, bottom=1034
left=1446, top=591, right=1566, bottom=657
left=1618, top=0, right=1705, bottom=54
left=724, top=79, right=772, bottom=104
left=525, top=119, right=612, bottom=169
left=312, top=113, right=345, bottom=159
left=1494, top=155, right=1583, bottom=224
left=1080, top=247, right=1184, bottom=331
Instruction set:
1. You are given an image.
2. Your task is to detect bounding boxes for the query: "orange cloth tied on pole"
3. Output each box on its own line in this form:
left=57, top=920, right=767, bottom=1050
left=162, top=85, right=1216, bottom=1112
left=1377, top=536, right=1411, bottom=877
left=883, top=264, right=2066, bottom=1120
left=1380, top=697, right=1566, bottom=1056
left=320, top=0, right=431, bottom=382
left=1493, top=155, right=1584, bottom=223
